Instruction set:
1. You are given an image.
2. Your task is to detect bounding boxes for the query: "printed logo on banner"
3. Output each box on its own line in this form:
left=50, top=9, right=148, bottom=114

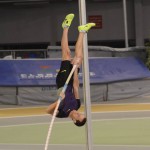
left=40, top=65, right=51, bottom=69
left=19, top=73, right=58, bottom=80
left=20, top=72, right=96, bottom=80
left=19, top=64, right=59, bottom=80
left=78, top=72, right=96, bottom=77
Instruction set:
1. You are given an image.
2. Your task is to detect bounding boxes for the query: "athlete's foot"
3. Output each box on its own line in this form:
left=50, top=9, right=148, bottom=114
left=62, top=13, right=75, bottom=29
left=78, top=23, right=96, bottom=33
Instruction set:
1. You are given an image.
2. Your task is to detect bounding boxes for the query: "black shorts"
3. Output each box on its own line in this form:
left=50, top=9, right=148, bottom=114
left=56, top=60, right=74, bottom=89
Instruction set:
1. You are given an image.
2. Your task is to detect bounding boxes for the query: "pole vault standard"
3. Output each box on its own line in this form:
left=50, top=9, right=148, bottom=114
left=78, top=1, right=93, bottom=150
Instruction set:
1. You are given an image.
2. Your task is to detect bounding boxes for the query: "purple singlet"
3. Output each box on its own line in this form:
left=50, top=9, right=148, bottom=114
left=56, top=85, right=80, bottom=118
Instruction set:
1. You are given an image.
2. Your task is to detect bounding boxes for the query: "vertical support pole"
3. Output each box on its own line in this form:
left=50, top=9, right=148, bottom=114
left=134, top=0, right=144, bottom=46
left=78, top=0, right=93, bottom=150
left=123, top=0, right=129, bottom=48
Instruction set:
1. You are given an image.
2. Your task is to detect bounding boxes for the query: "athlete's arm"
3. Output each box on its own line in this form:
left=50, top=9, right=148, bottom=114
left=46, top=92, right=65, bottom=115
left=46, top=101, right=58, bottom=115
left=73, top=68, right=80, bottom=99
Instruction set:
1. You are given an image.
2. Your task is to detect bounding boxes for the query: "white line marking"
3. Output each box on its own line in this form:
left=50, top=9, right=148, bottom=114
left=92, top=103, right=150, bottom=106
left=0, top=122, right=51, bottom=128
left=93, top=117, right=150, bottom=122
left=93, top=109, right=150, bottom=114
left=94, top=144, right=150, bottom=147
left=0, top=106, right=47, bottom=110
left=0, top=114, right=49, bottom=119
left=0, top=117, right=150, bottom=128
left=0, top=143, right=150, bottom=148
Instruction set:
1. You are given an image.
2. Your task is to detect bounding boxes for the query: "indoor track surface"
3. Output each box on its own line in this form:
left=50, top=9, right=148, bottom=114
left=0, top=101, right=150, bottom=150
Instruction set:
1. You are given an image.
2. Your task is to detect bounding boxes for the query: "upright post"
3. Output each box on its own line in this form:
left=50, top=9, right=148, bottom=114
left=78, top=0, right=93, bottom=150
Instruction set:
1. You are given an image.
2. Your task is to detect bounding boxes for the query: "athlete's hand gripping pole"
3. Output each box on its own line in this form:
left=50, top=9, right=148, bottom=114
left=44, top=65, right=77, bottom=150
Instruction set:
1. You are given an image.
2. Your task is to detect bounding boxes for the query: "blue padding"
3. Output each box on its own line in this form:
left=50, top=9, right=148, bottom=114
left=86, top=57, right=150, bottom=83
left=0, top=59, right=60, bottom=86
left=0, top=57, right=150, bottom=86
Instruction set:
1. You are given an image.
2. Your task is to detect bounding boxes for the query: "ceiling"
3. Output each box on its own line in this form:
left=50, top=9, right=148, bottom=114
left=0, top=0, right=121, bottom=6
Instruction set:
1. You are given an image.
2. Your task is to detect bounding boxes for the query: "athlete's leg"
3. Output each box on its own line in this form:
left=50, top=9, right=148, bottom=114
left=73, top=23, right=96, bottom=99
left=61, top=14, right=74, bottom=60
left=75, top=32, right=84, bottom=59
left=61, top=28, right=70, bottom=60
left=72, top=23, right=96, bottom=67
